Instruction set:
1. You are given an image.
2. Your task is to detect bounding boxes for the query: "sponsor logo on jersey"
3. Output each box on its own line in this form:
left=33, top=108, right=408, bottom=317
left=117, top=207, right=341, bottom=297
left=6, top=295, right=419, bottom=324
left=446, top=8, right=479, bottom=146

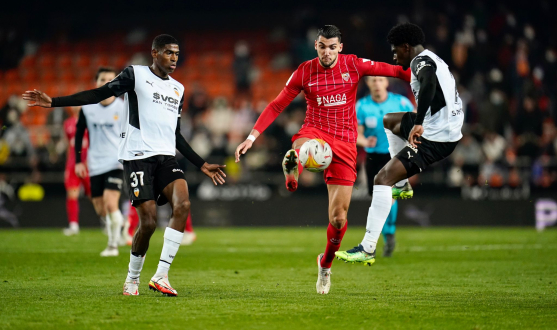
left=153, top=93, right=179, bottom=105
left=317, top=93, right=347, bottom=107
left=120, top=132, right=126, bottom=138
left=133, top=188, right=139, bottom=197
left=146, top=80, right=154, bottom=87
left=342, top=72, right=350, bottom=82
left=415, top=61, right=431, bottom=75
left=172, top=168, right=184, bottom=173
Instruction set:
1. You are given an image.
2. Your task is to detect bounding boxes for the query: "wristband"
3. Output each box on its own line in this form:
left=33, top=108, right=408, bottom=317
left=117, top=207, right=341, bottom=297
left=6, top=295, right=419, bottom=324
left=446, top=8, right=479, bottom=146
left=247, top=135, right=256, bottom=142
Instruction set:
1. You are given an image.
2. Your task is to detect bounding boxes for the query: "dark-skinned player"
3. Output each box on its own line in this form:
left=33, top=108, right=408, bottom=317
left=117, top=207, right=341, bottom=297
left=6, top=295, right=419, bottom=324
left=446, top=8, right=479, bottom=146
left=23, top=34, right=226, bottom=297
left=336, top=22, right=464, bottom=265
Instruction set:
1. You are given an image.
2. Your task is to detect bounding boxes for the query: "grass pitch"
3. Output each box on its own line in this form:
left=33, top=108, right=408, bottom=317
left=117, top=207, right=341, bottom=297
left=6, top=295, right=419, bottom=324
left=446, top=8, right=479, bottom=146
left=0, top=227, right=556, bottom=329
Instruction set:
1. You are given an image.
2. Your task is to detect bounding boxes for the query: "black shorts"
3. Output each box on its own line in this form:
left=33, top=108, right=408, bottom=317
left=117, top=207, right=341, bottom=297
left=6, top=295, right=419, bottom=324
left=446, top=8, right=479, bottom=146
left=396, top=112, right=459, bottom=177
left=90, top=169, right=124, bottom=198
left=123, top=155, right=186, bottom=207
left=364, top=152, right=391, bottom=196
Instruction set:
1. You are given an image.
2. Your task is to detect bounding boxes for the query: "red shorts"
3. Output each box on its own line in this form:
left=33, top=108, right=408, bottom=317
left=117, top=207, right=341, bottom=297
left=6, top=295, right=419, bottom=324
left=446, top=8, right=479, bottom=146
left=292, top=127, right=357, bottom=186
left=64, top=168, right=91, bottom=196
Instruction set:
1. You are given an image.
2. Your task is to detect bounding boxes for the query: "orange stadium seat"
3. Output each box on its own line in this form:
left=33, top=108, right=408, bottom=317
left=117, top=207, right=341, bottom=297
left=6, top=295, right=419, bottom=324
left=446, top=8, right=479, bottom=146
left=20, top=69, right=39, bottom=84
left=21, top=56, right=36, bottom=68
left=56, top=53, right=72, bottom=68
left=5, top=69, right=19, bottom=82
left=74, top=54, right=91, bottom=68
left=92, top=54, right=110, bottom=67
left=38, top=54, right=55, bottom=68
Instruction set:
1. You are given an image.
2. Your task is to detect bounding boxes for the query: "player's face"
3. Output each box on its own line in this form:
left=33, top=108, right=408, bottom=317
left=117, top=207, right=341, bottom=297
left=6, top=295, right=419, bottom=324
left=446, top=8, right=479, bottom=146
left=96, top=72, right=116, bottom=88
left=153, top=44, right=179, bottom=74
left=366, top=77, right=388, bottom=97
left=391, top=44, right=410, bottom=69
left=315, top=36, right=343, bottom=68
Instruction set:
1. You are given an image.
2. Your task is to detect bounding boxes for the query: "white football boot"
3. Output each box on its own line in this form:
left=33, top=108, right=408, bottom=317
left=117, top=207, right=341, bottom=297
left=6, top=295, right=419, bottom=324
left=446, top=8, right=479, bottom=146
left=316, top=253, right=331, bottom=294
left=100, top=246, right=119, bottom=257
left=149, top=274, right=178, bottom=297
left=123, top=278, right=139, bottom=296
left=181, top=231, right=197, bottom=246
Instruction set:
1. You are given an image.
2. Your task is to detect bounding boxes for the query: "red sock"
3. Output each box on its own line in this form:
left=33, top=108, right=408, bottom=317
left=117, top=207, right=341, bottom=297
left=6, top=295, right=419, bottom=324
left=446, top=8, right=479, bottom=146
left=321, top=222, right=347, bottom=268
left=66, top=199, right=79, bottom=224
left=185, top=212, right=193, bottom=233
left=128, top=205, right=139, bottom=236
left=295, top=148, right=303, bottom=175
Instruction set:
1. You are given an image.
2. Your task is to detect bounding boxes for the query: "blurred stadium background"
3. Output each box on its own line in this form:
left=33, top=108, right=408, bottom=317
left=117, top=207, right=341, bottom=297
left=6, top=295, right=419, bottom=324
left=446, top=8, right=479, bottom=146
left=0, top=0, right=556, bottom=229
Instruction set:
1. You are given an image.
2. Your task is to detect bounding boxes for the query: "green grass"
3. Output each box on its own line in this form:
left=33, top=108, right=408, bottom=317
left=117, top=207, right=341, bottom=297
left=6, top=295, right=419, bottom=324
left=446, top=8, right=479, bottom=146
left=0, top=227, right=556, bottom=330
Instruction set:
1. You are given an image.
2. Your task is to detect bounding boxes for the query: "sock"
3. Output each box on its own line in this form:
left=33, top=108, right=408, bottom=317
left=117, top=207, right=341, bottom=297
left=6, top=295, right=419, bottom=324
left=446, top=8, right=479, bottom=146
left=361, top=185, right=392, bottom=253
left=321, top=222, right=347, bottom=269
left=109, top=210, right=124, bottom=246
left=385, top=128, right=408, bottom=187
left=69, top=222, right=79, bottom=231
left=105, top=215, right=113, bottom=247
left=295, top=148, right=304, bottom=175
left=155, top=227, right=184, bottom=277
left=185, top=213, right=193, bottom=233
left=382, top=200, right=398, bottom=242
left=66, top=199, right=79, bottom=224
left=128, top=206, right=139, bottom=236
left=126, top=252, right=145, bottom=281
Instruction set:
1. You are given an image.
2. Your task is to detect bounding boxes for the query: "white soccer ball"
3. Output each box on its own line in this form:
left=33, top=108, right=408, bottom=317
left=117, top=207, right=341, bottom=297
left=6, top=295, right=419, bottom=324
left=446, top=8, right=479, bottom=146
left=299, top=139, right=333, bottom=173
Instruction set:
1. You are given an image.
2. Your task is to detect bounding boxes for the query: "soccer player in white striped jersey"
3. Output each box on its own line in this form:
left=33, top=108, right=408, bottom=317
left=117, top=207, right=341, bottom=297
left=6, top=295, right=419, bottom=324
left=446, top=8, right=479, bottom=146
left=74, top=67, right=128, bottom=257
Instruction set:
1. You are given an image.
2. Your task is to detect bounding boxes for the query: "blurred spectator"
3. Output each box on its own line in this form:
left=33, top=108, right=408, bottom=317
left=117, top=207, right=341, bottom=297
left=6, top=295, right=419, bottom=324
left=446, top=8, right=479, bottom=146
left=233, top=41, right=253, bottom=95
left=3, top=109, right=36, bottom=169
left=451, top=133, right=483, bottom=185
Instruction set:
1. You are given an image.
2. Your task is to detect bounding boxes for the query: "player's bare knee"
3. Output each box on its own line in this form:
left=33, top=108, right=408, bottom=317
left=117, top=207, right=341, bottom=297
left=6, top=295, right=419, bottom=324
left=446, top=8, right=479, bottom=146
left=330, top=208, right=348, bottom=229
left=374, top=170, right=389, bottom=186
left=173, top=200, right=191, bottom=219
left=139, top=216, right=157, bottom=234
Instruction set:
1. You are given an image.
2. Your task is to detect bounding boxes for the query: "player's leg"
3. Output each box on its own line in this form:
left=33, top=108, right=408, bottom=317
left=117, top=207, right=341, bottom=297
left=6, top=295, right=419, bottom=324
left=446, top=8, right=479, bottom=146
left=336, top=157, right=409, bottom=264
left=149, top=178, right=189, bottom=296
left=316, top=183, right=351, bottom=294
left=181, top=212, right=196, bottom=246
left=124, top=200, right=157, bottom=296
left=282, top=137, right=310, bottom=192
left=99, top=189, right=122, bottom=256
left=63, top=187, right=80, bottom=236
left=383, top=112, right=413, bottom=199
left=382, top=200, right=397, bottom=257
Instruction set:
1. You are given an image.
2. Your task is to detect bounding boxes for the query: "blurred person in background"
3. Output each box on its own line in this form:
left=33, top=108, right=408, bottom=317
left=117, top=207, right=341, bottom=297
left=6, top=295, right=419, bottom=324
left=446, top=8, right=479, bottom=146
left=235, top=25, right=411, bottom=294
left=356, top=76, right=414, bottom=257
left=73, top=67, right=128, bottom=256
left=3, top=108, right=36, bottom=170
left=233, top=41, right=253, bottom=96
left=62, top=106, right=90, bottom=236
left=450, top=133, right=483, bottom=186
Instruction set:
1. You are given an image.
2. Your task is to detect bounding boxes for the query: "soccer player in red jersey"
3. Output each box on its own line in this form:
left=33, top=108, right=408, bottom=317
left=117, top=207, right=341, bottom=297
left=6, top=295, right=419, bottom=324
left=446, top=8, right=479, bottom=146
left=63, top=106, right=91, bottom=236
left=235, top=25, right=410, bottom=294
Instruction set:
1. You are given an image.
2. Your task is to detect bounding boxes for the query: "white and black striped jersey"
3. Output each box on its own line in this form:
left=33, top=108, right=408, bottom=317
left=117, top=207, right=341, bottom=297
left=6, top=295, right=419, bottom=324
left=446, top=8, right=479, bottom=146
left=78, top=98, right=125, bottom=176
left=410, top=49, right=464, bottom=142
left=106, top=65, right=185, bottom=162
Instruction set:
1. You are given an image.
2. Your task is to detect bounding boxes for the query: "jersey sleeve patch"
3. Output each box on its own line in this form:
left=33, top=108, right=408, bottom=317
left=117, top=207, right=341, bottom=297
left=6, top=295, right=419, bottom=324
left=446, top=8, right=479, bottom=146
left=411, top=56, right=437, bottom=76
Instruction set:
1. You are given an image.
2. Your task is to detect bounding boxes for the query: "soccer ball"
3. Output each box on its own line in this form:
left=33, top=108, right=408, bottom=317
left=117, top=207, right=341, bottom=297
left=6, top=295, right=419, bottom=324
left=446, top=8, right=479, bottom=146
left=299, top=139, right=333, bottom=173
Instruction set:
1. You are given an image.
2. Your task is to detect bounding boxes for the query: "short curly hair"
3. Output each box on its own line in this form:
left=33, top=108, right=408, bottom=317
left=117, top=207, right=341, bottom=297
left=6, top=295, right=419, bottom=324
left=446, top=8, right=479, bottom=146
left=387, top=22, right=425, bottom=46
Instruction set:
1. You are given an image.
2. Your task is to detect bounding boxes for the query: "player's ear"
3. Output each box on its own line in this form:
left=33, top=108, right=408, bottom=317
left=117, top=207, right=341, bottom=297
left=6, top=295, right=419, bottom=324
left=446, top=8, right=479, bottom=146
left=339, top=43, right=343, bottom=52
left=151, top=48, right=158, bottom=59
left=314, top=40, right=318, bottom=50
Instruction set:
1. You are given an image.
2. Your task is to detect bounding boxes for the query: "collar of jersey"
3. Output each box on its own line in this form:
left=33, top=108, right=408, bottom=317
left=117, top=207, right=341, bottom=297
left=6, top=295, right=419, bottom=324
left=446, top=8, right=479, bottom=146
left=148, top=67, right=170, bottom=81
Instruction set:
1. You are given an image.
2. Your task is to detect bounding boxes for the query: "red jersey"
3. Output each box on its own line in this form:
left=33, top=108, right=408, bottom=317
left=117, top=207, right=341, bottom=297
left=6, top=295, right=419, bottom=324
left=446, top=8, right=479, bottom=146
left=254, top=54, right=411, bottom=143
left=64, top=116, right=88, bottom=170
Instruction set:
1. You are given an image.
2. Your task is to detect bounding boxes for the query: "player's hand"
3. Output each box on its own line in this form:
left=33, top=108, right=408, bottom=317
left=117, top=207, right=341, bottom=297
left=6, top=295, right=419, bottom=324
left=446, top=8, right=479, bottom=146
left=408, top=125, right=424, bottom=148
left=201, top=163, right=226, bottom=185
left=235, top=139, right=253, bottom=163
left=22, top=89, right=52, bottom=108
left=75, top=163, right=87, bottom=178
left=366, top=136, right=377, bottom=148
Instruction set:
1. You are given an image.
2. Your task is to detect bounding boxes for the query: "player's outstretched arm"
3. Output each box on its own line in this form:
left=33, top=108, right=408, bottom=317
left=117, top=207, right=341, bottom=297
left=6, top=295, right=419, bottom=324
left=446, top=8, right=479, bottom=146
left=235, top=68, right=302, bottom=163
left=74, top=108, right=88, bottom=178
left=23, top=85, right=115, bottom=108
left=175, top=119, right=226, bottom=185
left=357, top=58, right=411, bottom=82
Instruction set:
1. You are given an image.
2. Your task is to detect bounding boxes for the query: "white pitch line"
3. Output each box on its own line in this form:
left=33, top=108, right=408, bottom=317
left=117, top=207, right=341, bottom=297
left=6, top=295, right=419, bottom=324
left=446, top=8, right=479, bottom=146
left=405, top=244, right=557, bottom=252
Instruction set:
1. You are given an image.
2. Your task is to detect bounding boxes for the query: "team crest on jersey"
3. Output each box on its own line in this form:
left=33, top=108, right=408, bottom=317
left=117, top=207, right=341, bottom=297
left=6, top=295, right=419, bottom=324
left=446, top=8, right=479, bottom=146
left=342, top=72, right=350, bottom=82
left=173, top=87, right=180, bottom=97
left=134, top=188, right=139, bottom=197
left=114, top=112, right=119, bottom=121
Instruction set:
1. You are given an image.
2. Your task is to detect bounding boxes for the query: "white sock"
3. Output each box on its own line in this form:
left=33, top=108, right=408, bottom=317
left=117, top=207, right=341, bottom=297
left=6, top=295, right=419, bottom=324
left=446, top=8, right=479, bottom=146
left=105, top=215, right=114, bottom=247
left=361, top=185, right=392, bottom=253
left=123, top=217, right=131, bottom=238
left=69, top=222, right=79, bottom=230
left=155, top=227, right=184, bottom=277
left=109, top=210, right=123, bottom=246
left=127, top=252, right=145, bottom=281
left=385, top=128, right=408, bottom=187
